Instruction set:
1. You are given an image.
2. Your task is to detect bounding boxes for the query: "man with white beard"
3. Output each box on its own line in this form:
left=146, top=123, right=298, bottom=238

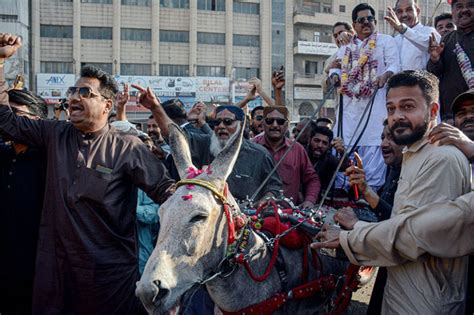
left=146, top=102, right=282, bottom=203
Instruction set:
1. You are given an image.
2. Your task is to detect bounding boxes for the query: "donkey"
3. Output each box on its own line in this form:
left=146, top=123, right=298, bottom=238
left=136, top=123, right=348, bottom=314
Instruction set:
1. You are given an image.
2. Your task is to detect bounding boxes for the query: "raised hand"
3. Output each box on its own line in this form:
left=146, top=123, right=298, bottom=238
left=336, top=32, right=352, bottom=46
left=131, top=84, right=160, bottom=110
left=384, top=7, right=404, bottom=33
left=272, top=68, right=285, bottom=90
left=116, top=83, right=130, bottom=109
left=0, top=33, right=22, bottom=60
left=248, top=77, right=262, bottom=92
left=428, top=32, right=444, bottom=62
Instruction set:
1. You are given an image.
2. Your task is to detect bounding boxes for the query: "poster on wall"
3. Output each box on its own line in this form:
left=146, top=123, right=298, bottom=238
left=195, top=77, right=230, bottom=103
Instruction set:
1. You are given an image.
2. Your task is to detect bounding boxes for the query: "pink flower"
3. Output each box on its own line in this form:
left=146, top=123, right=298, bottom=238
left=182, top=194, right=193, bottom=201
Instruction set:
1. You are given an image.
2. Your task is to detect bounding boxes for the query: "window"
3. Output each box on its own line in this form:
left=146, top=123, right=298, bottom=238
left=305, top=61, right=318, bottom=75
left=198, top=0, right=225, bottom=11
left=233, top=1, right=259, bottom=14
left=40, top=61, right=73, bottom=73
left=160, top=0, right=189, bottom=8
left=233, top=34, right=259, bottom=47
left=314, top=32, right=320, bottom=42
left=40, top=25, right=73, bottom=38
left=81, top=27, right=112, bottom=39
left=234, top=67, right=259, bottom=80
left=121, top=28, right=151, bottom=41
left=81, top=0, right=112, bottom=3
left=160, top=30, right=189, bottom=43
left=0, top=14, right=18, bottom=22
left=197, top=32, right=225, bottom=45
left=81, top=63, right=113, bottom=74
left=322, top=3, right=332, bottom=13
left=121, top=63, right=151, bottom=75
left=339, top=5, right=345, bottom=13
left=121, top=0, right=151, bottom=5
left=159, top=64, right=189, bottom=76
left=197, top=66, right=225, bottom=77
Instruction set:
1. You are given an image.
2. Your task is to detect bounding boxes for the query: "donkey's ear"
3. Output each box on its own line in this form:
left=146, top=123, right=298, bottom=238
left=208, top=119, right=245, bottom=190
left=168, top=123, right=196, bottom=179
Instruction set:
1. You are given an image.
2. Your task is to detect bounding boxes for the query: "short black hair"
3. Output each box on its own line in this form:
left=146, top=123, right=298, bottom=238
left=333, top=21, right=353, bottom=33
left=161, top=99, right=187, bottom=120
left=311, top=126, right=334, bottom=143
left=316, top=117, right=334, bottom=125
left=80, top=66, right=118, bottom=100
left=250, top=106, right=264, bottom=119
left=434, top=13, right=452, bottom=27
left=386, top=70, right=439, bottom=106
left=352, top=3, right=376, bottom=22
left=8, top=89, right=48, bottom=119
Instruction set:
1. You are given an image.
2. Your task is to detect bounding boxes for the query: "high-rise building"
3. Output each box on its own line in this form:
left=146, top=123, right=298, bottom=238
left=1, top=0, right=30, bottom=87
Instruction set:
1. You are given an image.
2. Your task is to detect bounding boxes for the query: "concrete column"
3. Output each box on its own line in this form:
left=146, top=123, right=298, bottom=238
left=260, top=0, right=272, bottom=103
left=73, top=0, right=81, bottom=76
left=112, top=0, right=121, bottom=75
left=285, top=0, right=295, bottom=118
left=151, top=0, right=160, bottom=75
left=225, top=0, right=233, bottom=77
left=189, top=0, right=197, bottom=76
left=30, top=0, right=41, bottom=91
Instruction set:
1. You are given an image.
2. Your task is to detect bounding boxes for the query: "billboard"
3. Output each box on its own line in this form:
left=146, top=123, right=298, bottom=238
left=36, top=73, right=76, bottom=104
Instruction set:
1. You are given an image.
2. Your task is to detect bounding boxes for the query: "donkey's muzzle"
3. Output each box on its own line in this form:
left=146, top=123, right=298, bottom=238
left=136, top=279, right=170, bottom=310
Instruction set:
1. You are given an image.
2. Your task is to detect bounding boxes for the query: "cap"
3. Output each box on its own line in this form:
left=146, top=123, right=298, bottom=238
left=451, top=89, right=474, bottom=114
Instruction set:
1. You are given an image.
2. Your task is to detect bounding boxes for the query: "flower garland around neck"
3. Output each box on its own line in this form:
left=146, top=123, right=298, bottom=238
left=341, top=32, right=379, bottom=99
left=454, top=43, right=474, bottom=89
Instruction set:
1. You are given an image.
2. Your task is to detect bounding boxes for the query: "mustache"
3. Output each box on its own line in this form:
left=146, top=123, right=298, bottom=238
left=460, top=118, right=474, bottom=128
left=390, top=121, right=412, bottom=131
left=459, top=11, right=471, bottom=18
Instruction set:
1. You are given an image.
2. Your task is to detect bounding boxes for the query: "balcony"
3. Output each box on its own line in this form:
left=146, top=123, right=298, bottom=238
left=294, top=40, right=338, bottom=56
left=293, top=3, right=337, bottom=26
left=293, top=73, right=325, bottom=86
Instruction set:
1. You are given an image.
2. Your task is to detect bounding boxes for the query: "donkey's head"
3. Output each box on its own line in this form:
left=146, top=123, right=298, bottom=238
left=136, top=122, right=244, bottom=314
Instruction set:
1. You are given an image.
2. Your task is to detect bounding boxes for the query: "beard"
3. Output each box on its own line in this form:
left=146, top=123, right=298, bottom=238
left=390, top=118, right=429, bottom=146
left=210, top=132, right=229, bottom=157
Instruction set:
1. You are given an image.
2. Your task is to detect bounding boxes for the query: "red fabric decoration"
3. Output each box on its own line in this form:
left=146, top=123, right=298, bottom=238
left=260, top=209, right=306, bottom=249
left=181, top=194, right=193, bottom=201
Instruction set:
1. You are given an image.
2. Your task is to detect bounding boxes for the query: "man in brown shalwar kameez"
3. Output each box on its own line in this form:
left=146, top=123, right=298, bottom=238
left=0, top=34, right=174, bottom=315
left=314, top=70, right=472, bottom=314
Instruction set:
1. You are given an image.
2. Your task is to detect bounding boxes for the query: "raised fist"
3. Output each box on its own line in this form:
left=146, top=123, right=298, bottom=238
left=0, top=33, right=22, bottom=60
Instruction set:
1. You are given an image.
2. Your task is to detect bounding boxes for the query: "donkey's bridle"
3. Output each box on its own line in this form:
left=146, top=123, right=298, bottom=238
left=176, top=178, right=238, bottom=245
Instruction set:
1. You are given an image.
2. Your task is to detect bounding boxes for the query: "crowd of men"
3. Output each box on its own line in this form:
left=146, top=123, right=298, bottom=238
left=0, top=0, right=473, bottom=314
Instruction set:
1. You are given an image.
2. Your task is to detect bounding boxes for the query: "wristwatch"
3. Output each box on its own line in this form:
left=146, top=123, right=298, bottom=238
left=400, top=24, right=408, bottom=34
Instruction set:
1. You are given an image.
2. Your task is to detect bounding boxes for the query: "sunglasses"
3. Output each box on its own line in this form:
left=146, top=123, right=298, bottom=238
left=355, top=16, right=375, bottom=24
left=213, top=118, right=237, bottom=126
left=264, top=118, right=287, bottom=125
left=66, top=86, right=104, bottom=99
left=254, top=115, right=264, bottom=121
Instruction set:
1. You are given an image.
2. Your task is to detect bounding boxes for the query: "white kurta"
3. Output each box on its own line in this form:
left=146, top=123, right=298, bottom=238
left=331, top=34, right=401, bottom=147
left=394, top=23, right=440, bottom=71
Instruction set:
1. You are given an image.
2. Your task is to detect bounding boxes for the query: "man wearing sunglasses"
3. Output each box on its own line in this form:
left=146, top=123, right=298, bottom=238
left=136, top=85, right=282, bottom=203
left=250, top=105, right=264, bottom=137
left=253, top=106, right=320, bottom=209
left=0, top=89, right=48, bottom=314
left=329, top=3, right=400, bottom=191
left=0, top=34, right=175, bottom=315
left=385, top=0, right=440, bottom=71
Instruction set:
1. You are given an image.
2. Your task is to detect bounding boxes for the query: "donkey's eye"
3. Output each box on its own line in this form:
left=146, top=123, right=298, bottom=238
left=189, top=214, right=208, bottom=223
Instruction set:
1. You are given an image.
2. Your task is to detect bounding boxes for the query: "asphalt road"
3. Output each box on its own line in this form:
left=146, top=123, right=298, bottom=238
left=346, top=269, right=377, bottom=315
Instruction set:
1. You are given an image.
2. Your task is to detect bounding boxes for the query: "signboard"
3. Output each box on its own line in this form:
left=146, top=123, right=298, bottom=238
left=36, top=73, right=76, bottom=104
left=195, top=77, right=230, bottom=102
left=297, top=41, right=338, bottom=56
left=294, top=86, right=323, bottom=100
left=114, top=75, right=196, bottom=97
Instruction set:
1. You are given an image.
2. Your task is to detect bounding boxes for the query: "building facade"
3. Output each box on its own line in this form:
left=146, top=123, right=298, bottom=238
left=30, top=0, right=450, bottom=120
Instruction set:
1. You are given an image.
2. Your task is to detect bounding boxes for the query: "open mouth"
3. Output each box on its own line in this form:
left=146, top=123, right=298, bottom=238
left=217, top=131, right=229, bottom=139
left=381, top=148, right=393, bottom=159
left=69, top=104, right=84, bottom=113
